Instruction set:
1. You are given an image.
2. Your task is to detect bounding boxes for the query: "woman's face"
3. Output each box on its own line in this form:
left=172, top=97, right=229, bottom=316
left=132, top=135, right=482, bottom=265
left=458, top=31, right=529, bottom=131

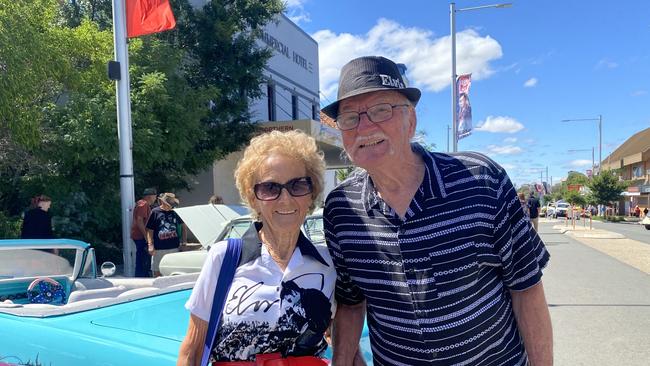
left=38, top=201, right=51, bottom=211
left=252, top=153, right=313, bottom=236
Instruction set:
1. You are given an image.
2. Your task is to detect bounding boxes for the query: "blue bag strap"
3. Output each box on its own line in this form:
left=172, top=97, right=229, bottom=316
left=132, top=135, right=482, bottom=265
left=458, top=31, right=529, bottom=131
left=201, top=238, right=242, bottom=366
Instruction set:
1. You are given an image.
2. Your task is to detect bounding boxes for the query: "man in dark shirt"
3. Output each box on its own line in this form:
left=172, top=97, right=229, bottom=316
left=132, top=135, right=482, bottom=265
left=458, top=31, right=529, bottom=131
left=527, top=192, right=541, bottom=231
left=146, top=192, right=186, bottom=277
left=21, top=195, right=53, bottom=239
left=322, top=56, right=552, bottom=366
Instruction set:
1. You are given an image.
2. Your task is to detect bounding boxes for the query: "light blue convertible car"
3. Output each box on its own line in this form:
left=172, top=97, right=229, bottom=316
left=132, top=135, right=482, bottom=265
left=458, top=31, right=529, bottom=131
left=0, top=239, right=373, bottom=365
left=0, top=239, right=196, bottom=366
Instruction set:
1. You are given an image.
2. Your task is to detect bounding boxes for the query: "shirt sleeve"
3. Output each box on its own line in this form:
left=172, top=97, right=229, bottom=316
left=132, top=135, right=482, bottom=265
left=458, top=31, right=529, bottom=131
left=145, top=211, right=156, bottom=230
left=185, top=241, right=226, bottom=322
left=324, top=201, right=366, bottom=306
left=493, top=172, right=550, bottom=291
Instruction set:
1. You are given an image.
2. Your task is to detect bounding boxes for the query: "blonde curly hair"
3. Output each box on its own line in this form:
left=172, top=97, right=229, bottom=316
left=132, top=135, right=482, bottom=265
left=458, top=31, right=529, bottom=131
left=234, top=130, right=325, bottom=219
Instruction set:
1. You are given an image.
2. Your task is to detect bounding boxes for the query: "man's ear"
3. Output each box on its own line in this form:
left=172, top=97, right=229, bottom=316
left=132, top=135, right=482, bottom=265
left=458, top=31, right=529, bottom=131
left=407, top=107, right=417, bottom=138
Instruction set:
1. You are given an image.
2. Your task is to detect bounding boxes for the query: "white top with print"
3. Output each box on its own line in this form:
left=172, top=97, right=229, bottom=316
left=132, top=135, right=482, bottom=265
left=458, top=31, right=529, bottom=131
left=186, top=222, right=336, bottom=361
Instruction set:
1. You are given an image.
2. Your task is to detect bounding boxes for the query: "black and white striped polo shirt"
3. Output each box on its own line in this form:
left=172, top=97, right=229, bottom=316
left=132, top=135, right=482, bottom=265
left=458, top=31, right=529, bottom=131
left=324, top=144, right=550, bottom=366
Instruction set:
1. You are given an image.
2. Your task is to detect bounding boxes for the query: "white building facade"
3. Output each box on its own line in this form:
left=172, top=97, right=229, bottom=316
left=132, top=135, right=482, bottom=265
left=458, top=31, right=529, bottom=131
left=180, top=11, right=346, bottom=207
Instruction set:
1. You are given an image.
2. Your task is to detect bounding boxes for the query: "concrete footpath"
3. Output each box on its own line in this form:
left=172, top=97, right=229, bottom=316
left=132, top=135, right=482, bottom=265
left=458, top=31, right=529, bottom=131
left=539, top=219, right=650, bottom=366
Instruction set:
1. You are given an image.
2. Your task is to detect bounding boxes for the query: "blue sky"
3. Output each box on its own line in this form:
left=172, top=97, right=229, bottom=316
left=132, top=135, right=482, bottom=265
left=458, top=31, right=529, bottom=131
left=283, top=0, right=650, bottom=187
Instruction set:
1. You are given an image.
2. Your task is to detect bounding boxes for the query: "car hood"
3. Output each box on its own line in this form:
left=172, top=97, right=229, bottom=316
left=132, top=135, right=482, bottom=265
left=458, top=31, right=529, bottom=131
left=175, top=204, right=249, bottom=248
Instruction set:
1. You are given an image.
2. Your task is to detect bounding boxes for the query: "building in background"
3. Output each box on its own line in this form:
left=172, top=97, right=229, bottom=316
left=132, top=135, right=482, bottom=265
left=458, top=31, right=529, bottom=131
left=601, top=127, right=650, bottom=215
left=179, top=10, right=347, bottom=207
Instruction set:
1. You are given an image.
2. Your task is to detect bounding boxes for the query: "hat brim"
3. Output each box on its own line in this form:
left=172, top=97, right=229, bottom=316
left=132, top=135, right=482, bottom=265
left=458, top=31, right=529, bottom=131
left=321, top=87, right=421, bottom=119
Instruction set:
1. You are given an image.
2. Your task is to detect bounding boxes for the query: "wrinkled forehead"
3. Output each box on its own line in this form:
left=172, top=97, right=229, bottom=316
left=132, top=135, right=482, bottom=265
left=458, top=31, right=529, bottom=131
left=338, top=90, right=408, bottom=112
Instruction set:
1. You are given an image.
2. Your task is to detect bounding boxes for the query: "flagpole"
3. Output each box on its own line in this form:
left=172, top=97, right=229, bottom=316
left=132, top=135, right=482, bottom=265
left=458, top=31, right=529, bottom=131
left=111, top=0, right=136, bottom=277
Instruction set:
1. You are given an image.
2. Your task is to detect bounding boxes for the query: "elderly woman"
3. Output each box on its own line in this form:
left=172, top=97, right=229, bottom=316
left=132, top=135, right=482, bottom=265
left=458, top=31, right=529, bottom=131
left=178, top=130, right=335, bottom=366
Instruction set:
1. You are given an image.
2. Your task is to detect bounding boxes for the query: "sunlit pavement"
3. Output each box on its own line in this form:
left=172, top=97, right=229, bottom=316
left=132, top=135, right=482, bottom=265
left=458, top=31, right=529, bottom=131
left=537, top=220, right=650, bottom=366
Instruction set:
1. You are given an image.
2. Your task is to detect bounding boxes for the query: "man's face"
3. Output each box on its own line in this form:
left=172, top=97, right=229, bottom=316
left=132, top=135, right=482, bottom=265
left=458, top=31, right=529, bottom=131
left=144, top=195, right=156, bottom=205
left=338, top=91, right=415, bottom=171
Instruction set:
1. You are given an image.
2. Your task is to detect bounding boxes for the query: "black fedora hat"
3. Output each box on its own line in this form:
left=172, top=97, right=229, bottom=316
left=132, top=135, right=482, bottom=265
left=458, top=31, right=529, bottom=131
left=321, top=56, right=421, bottom=119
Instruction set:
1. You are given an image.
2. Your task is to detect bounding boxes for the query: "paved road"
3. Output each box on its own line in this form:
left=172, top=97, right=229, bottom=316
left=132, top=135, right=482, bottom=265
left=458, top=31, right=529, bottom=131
left=538, top=221, right=650, bottom=366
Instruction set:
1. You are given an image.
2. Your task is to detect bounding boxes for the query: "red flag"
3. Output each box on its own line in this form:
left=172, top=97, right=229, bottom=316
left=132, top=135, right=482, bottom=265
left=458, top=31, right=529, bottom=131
left=126, top=0, right=177, bottom=38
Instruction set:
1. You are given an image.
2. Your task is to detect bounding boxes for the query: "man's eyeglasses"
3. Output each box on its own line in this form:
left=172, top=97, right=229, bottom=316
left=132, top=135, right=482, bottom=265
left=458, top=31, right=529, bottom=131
left=254, top=176, right=313, bottom=201
left=335, top=103, right=410, bottom=131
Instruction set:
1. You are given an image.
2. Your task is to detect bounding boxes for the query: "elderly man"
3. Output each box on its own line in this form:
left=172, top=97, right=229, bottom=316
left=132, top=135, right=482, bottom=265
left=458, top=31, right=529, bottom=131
left=322, top=56, right=552, bottom=366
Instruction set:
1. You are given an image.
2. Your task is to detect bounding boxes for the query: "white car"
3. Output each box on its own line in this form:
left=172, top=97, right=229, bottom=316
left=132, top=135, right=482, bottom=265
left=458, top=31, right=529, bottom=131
left=554, top=202, right=570, bottom=218
left=159, top=205, right=324, bottom=276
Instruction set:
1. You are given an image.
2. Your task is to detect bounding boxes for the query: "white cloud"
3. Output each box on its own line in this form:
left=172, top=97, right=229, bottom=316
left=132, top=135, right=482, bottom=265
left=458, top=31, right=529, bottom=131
left=595, top=58, right=618, bottom=70
left=504, top=137, right=517, bottom=143
left=523, top=77, right=538, bottom=87
left=475, top=116, right=524, bottom=133
left=565, top=159, right=593, bottom=169
left=313, top=19, right=503, bottom=99
left=284, top=0, right=310, bottom=24
left=486, top=145, right=523, bottom=155
left=631, top=90, right=648, bottom=97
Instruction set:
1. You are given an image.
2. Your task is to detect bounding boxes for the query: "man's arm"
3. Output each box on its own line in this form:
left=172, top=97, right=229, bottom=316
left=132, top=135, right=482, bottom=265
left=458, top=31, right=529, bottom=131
left=332, top=301, right=366, bottom=366
left=510, top=281, right=553, bottom=366
left=146, top=229, right=155, bottom=255
left=136, top=216, right=147, bottom=238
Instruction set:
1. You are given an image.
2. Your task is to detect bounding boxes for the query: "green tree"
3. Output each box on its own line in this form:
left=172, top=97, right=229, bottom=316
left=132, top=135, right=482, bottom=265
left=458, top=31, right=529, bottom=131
left=0, top=0, right=284, bottom=263
left=587, top=170, right=628, bottom=208
left=564, top=190, right=586, bottom=207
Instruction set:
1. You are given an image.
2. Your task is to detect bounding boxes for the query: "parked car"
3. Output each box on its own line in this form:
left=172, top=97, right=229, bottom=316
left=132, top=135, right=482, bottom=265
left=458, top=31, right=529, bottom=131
left=554, top=202, right=570, bottom=218
left=160, top=205, right=324, bottom=276
left=0, top=239, right=197, bottom=366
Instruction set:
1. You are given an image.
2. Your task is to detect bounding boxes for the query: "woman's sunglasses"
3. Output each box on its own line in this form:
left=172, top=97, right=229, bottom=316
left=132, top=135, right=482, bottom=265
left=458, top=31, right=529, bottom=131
left=253, top=176, right=313, bottom=201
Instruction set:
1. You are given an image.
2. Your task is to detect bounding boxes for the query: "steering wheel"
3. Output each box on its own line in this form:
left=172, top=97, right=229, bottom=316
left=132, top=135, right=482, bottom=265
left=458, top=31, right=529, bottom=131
left=27, top=277, right=66, bottom=305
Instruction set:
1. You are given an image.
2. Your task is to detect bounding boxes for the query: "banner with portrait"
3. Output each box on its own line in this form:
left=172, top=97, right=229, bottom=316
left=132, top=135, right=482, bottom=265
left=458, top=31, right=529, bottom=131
left=456, top=74, right=472, bottom=140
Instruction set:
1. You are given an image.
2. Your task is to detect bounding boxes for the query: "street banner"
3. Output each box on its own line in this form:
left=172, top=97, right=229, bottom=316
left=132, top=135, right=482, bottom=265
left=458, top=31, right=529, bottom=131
left=126, top=0, right=176, bottom=38
left=456, top=74, right=472, bottom=140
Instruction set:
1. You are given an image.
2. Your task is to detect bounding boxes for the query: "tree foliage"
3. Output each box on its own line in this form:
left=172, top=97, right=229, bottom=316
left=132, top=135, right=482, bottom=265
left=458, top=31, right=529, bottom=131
left=587, top=170, right=628, bottom=206
left=0, top=0, right=284, bottom=262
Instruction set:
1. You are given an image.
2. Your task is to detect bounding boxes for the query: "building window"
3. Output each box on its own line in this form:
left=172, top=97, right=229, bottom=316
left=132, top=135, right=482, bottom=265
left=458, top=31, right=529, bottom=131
left=312, top=104, right=318, bottom=120
left=632, top=165, right=643, bottom=178
left=292, top=95, right=299, bottom=120
left=267, top=83, right=276, bottom=121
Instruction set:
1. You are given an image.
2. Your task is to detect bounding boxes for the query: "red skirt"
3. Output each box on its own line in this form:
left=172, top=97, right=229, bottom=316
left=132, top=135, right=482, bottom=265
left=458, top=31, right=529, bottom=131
left=212, top=353, right=329, bottom=366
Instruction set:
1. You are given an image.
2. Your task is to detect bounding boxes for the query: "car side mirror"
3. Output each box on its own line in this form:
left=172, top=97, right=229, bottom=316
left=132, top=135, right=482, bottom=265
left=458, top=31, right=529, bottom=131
left=100, top=262, right=116, bottom=277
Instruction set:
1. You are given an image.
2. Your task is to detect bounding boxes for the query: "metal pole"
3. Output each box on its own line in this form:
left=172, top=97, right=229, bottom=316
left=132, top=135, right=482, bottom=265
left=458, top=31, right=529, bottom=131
left=111, top=0, right=136, bottom=277
left=592, top=146, right=595, bottom=172
left=598, top=114, right=602, bottom=173
left=450, top=3, right=458, bottom=152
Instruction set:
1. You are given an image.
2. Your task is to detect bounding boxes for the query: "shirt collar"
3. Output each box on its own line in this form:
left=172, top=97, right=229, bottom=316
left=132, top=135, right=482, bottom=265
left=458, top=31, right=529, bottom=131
left=238, top=221, right=329, bottom=267
left=359, top=143, right=447, bottom=214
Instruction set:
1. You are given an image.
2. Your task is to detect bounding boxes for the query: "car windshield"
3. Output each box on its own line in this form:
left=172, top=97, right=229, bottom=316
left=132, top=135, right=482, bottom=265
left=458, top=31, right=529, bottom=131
left=224, top=220, right=252, bottom=239
left=557, top=203, right=570, bottom=208
left=0, top=248, right=77, bottom=278
left=304, top=215, right=324, bottom=244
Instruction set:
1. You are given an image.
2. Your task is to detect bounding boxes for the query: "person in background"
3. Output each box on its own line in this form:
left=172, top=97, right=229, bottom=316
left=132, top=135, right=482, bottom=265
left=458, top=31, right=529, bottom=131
left=21, top=195, right=54, bottom=239
left=518, top=192, right=529, bottom=217
left=177, top=130, right=335, bottom=366
left=527, top=192, right=541, bottom=231
left=644, top=207, right=649, bottom=218
left=146, top=192, right=187, bottom=277
left=208, top=195, right=224, bottom=205
left=321, top=56, right=551, bottom=366
left=130, top=188, right=157, bottom=277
